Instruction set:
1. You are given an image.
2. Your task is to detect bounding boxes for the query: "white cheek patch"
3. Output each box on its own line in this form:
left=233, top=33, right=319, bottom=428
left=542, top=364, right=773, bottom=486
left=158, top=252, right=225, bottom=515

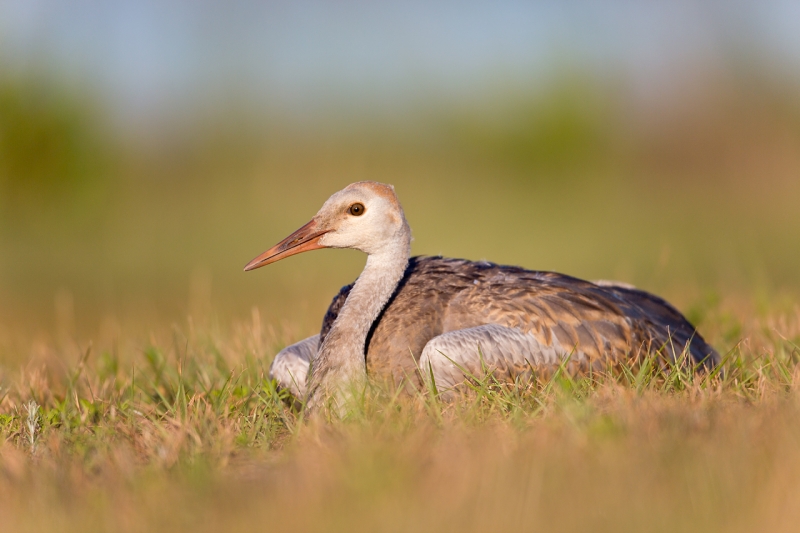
left=318, top=218, right=370, bottom=251
left=314, top=194, right=405, bottom=255
left=319, top=231, right=346, bottom=248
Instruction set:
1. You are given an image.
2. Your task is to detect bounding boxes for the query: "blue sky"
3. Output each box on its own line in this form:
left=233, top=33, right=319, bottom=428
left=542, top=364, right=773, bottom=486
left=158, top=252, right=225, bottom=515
left=1, top=1, right=798, bottom=124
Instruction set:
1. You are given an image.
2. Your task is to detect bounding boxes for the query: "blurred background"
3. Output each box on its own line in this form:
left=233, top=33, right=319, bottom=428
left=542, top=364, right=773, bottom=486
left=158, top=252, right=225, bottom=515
left=1, top=1, right=799, bottom=349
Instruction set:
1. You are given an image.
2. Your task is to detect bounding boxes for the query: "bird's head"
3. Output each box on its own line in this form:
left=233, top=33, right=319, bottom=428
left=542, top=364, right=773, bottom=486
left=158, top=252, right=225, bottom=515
left=244, top=181, right=409, bottom=271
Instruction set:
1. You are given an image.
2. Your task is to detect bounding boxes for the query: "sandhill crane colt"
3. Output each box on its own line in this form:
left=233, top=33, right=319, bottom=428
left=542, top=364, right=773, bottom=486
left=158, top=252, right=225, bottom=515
left=245, top=181, right=718, bottom=412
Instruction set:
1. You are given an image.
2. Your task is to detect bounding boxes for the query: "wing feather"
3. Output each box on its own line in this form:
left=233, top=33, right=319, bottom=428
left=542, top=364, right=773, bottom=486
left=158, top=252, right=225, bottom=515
left=318, top=256, right=718, bottom=388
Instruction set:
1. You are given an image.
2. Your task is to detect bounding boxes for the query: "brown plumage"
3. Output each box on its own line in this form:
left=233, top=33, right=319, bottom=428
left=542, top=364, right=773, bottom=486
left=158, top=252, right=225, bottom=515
left=244, top=181, right=719, bottom=412
left=320, top=256, right=719, bottom=389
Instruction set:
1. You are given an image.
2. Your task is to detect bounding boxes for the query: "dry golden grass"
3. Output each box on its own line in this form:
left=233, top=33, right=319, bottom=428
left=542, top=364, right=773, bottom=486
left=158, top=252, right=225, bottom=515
left=1, top=300, right=800, bottom=533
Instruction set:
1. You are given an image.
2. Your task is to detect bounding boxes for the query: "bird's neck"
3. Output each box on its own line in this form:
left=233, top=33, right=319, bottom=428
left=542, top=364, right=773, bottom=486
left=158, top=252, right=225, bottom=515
left=305, top=227, right=411, bottom=414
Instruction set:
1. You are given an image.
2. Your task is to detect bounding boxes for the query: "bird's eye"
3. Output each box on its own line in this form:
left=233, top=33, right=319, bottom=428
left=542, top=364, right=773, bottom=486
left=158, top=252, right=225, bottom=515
left=348, top=203, right=365, bottom=216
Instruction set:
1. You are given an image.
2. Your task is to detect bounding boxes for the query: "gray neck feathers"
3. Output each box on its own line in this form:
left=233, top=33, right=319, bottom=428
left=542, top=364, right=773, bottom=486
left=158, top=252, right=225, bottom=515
left=305, top=221, right=411, bottom=413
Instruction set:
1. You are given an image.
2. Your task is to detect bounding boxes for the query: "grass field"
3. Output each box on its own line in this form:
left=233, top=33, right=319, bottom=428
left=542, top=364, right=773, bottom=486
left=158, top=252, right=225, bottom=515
left=1, top=305, right=800, bottom=533
left=2, top=70, right=800, bottom=532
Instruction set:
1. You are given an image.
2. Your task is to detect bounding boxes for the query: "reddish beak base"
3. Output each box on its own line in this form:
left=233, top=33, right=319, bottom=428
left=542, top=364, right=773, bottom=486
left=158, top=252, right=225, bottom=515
left=244, top=219, right=329, bottom=271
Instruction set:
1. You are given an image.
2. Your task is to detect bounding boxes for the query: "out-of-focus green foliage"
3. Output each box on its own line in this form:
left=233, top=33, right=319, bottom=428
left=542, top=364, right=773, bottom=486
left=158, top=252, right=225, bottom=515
left=0, top=62, right=799, bottom=338
left=0, top=69, right=111, bottom=206
left=445, top=73, right=619, bottom=173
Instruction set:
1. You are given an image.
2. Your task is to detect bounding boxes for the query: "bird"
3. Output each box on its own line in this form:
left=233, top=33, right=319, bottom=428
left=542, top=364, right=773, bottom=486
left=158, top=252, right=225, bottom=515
left=244, top=181, right=719, bottom=412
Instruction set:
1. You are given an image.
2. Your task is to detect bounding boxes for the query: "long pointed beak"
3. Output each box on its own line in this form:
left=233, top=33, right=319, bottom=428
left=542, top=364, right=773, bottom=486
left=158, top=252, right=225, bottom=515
left=244, top=219, right=329, bottom=271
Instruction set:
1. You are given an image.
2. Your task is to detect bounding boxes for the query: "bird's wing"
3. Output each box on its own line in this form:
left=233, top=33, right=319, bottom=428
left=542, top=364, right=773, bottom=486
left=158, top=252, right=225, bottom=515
left=441, top=271, right=637, bottom=367
left=318, top=257, right=718, bottom=389
left=443, top=266, right=717, bottom=367
left=593, top=283, right=719, bottom=366
left=269, top=334, right=319, bottom=399
left=419, top=324, right=574, bottom=393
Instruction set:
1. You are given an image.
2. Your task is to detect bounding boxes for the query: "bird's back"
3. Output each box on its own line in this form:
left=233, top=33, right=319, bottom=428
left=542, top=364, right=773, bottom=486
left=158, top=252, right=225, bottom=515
left=320, top=256, right=719, bottom=387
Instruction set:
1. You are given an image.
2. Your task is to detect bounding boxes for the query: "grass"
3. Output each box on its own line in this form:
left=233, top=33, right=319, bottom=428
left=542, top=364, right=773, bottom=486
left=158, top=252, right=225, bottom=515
left=1, top=302, right=800, bottom=533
